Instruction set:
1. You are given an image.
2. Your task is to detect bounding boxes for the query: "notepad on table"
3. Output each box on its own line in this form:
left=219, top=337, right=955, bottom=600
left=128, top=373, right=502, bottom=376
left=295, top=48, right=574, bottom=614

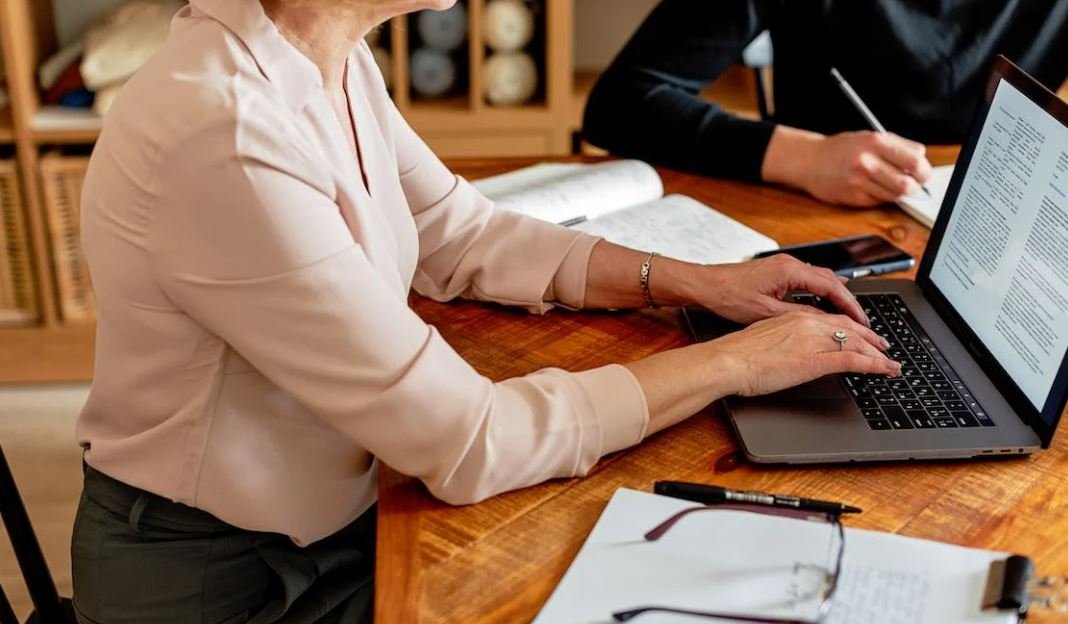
left=897, top=164, right=954, bottom=228
left=472, top=160, right=779, bottom=265
left=534, top=488, right=1015, bottom=624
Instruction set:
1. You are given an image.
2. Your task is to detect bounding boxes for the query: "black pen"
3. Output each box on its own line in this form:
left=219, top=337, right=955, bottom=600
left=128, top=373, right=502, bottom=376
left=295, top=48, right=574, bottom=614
left=654, top=480, right=862, bottom=515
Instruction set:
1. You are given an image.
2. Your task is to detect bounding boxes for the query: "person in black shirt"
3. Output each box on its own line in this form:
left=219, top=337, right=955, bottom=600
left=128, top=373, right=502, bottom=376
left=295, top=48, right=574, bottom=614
left=583, top=0, right=1068, bottom=207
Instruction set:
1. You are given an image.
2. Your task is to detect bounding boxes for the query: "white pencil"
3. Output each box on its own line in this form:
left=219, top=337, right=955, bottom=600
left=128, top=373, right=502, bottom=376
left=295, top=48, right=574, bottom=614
left=830, top=67, right=932, bottom=197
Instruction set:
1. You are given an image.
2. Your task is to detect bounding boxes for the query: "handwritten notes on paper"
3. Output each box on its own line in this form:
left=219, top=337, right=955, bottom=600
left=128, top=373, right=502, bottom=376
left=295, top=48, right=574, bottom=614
left=473, top=160, right=778, bottom=265
left=534, top=489, right=1015, bottom=624
left=573, top=194, right=778, bottom=265
left=898, top=165, right=955, bottom=227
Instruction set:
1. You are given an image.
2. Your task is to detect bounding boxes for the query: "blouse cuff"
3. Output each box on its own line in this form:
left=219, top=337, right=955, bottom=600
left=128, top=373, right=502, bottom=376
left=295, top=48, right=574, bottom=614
left=569, top=363, right=649, bottom=462
left=544, top=234, right=600, bottom=310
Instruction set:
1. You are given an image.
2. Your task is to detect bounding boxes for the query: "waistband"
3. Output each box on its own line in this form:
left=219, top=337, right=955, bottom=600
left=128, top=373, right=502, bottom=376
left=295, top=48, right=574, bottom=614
left=83, top=465, right=241, bottom=535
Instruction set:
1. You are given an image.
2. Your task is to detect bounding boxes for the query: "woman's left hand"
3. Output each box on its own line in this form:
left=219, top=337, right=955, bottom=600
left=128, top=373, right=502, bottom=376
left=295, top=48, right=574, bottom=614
left=685, top=253, right=869, bottom=326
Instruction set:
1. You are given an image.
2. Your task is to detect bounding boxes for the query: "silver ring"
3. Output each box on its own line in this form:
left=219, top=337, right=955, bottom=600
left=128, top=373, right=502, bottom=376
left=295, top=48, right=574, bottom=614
left=833, top=330, right=848, bottom=351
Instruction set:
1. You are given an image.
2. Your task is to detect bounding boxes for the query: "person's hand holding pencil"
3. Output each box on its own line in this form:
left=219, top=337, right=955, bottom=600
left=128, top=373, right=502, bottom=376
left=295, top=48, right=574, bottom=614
left=760, top=68, right=933, bottom=208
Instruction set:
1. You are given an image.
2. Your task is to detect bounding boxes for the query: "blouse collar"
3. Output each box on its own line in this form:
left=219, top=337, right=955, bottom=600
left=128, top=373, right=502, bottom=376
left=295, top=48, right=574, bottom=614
left=188, top=0, right=324, bottom=109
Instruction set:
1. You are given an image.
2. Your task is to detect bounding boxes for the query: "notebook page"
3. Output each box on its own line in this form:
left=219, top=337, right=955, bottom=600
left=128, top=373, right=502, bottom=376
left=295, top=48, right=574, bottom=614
left=571, top=194, right=778, bottom=264
left=534, top=488, right=1014, bottom=624
left=473, top=160, right=664, bottom=224
left=897, top=165, right=955, bottom=228
left=469, top=163, right=584, bottom=198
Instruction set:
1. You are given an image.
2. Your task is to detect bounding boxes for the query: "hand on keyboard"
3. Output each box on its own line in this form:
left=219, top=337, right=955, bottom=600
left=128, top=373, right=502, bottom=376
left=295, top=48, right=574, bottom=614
left=692, top=254, right=870, bottom=326
left=705, top=310, right=900, bottom=397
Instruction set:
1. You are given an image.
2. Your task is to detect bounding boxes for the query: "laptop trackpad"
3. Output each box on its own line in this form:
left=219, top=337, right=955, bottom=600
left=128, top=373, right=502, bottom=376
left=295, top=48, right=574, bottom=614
left=727, top=376, right=865, bottom=461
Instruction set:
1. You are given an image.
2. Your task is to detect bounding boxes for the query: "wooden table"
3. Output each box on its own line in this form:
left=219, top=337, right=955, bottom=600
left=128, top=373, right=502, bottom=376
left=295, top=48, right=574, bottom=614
left=376, top=150, right=1068, bottom=623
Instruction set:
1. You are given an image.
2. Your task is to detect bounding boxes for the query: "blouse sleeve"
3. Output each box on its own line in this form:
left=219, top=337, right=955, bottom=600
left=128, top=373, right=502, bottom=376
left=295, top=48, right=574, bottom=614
left=146, top=112, right=649, bottom=505
left=385, top=94, right=599, bottom=312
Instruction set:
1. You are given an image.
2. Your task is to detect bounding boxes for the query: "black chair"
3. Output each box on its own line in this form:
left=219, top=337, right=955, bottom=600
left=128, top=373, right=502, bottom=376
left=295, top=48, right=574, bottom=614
left=741, top=31, right=775, bottom=120
left=0, top=445, right=76, bottom=624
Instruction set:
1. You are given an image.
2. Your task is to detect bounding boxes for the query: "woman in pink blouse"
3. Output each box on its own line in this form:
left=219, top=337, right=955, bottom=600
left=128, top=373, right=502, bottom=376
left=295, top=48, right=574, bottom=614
left=71, top=0, right=899, bottom=621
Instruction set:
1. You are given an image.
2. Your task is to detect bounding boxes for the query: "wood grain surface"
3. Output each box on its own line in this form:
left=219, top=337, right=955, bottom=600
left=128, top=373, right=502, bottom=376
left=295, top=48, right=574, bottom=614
left=376, top=150, right=1068, bottom=623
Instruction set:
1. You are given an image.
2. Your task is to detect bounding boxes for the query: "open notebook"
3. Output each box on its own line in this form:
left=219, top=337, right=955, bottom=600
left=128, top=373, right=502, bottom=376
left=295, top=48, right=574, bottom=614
left=472, top=160, right=778, bottom=265
left=535, top=488, right=1015, bottom=624
left=897, top=164, right=955, bottom=227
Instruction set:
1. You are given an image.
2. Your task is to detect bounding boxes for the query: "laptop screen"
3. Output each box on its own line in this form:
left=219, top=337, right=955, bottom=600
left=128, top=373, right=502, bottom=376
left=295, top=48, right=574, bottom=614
left=928, top=77, right=1068, bottom=420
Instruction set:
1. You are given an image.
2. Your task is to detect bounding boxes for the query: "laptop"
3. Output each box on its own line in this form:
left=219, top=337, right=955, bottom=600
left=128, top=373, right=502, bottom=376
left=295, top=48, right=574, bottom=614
left=683, top=56, right=1068, bottom=463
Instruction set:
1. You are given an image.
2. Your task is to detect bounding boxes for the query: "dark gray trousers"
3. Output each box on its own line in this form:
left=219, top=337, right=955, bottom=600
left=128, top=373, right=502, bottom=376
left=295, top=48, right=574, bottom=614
left=71, top=467, right=375, bottom=624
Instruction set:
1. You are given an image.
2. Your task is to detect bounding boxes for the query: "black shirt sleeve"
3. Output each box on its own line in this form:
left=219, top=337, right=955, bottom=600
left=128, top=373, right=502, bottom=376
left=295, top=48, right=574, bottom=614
left=582, top=0, right=782, bottom=182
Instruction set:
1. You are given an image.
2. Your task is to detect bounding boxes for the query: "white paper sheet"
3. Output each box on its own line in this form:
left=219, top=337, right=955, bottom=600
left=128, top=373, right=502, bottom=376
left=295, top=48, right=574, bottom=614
left=473, top=161, right=777, bottom=263
left=572, top=194, right=778, bottom=264
left=534, top=489, right=1015, bottom=624
left=898, top=165, right=955, bottom=228
left=473, top=160, right=664, bottom=224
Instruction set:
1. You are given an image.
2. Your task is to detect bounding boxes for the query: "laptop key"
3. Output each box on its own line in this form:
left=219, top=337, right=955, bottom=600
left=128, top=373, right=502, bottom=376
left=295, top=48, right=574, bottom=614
left=848, top=386, right=871, bottom=399
left=937, top=390, right=960, bottom=401
left=883, top=407, right=914, bottom=429
left=928, top=407, right=949, bottom=418
left=861, top=408, right=884, bottom=420
left=921, top=397, right=941, bottom=408
left=953, top=412, right=980, bottom=427
left=858, top=398, right=878, bottom=409
left=867, top=419, right=892, bottom=430
left=908, top=411, right=936, bottom=429
left=877, top=396, right=898, bottom=406
left=890, top=417, right=914, bottom=430
left=934, top=417, right=958, bottom=428
left=944, top=400, right=967, bottom=411
left=900, top=399, right=922, bottom=411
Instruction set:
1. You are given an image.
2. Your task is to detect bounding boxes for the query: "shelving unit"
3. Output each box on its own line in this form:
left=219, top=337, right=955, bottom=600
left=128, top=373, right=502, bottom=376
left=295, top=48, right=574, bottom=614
left=0, top=0, right=579, bottom=384
left=0, top=0, right=96, bottom=383
left=388, top=0, right=575, bottom=157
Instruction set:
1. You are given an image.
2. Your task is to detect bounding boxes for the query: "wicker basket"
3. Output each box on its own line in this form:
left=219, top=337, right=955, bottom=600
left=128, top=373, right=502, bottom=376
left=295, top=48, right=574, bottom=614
left=0, top=159, right=37, bottom=326
left=40, top=154, right=96, bottom=324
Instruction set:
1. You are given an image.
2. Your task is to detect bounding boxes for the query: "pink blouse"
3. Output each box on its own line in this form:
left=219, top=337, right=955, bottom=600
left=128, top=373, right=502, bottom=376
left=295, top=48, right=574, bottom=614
left=77, top=0, right=649, bottom=545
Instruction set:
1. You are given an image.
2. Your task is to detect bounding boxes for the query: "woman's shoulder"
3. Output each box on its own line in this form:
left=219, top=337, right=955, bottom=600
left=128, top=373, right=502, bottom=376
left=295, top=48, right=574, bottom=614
left=103, top=12, right=305, bottom=167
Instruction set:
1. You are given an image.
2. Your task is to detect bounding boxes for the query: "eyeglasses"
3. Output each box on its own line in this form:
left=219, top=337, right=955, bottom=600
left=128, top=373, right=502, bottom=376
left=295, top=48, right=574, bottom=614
left=612, top=504, right=845, bottom=624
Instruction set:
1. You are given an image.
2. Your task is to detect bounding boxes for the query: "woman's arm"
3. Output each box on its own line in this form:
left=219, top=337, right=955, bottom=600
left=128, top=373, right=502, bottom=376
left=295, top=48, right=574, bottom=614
left=584, top=239, right=868, bottom=325
left=585, top=240, right=899, bottom=433
left=626, top=311, right=898, bottom=436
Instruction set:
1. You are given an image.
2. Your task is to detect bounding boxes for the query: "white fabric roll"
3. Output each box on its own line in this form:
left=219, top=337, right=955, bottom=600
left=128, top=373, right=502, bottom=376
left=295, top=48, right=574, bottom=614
left=483, top=52, right=538, bottom=106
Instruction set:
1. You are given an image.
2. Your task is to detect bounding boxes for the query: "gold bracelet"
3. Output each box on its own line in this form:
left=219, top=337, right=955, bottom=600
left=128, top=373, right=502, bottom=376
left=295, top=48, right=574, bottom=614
left=639, top=251, right=660, bottom=309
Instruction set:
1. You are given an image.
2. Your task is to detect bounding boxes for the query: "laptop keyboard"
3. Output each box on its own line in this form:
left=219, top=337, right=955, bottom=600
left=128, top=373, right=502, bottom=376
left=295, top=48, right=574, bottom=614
left=796, top=293, right=994, bottom=431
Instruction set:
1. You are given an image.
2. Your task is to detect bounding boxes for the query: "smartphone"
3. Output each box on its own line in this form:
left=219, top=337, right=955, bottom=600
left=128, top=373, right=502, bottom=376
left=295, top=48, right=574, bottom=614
left=753, top=234, right=915, bottom=279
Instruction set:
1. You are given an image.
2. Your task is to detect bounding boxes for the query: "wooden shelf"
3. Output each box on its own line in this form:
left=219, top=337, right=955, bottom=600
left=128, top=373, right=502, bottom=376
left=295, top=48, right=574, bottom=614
left=407, top=95, right=472, bottom=113
left=32, top=106, right=102, bottom=144
left=0, top=325, right=95, bottom=384
left=0, top=106, right=16, bottom=143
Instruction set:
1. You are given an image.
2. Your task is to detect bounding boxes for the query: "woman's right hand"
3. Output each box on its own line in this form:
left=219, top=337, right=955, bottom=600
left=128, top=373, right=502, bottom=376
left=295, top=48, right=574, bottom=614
left=706, top=310, right=902, bottom=397
left=627, top=308, right=903, bottom=437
